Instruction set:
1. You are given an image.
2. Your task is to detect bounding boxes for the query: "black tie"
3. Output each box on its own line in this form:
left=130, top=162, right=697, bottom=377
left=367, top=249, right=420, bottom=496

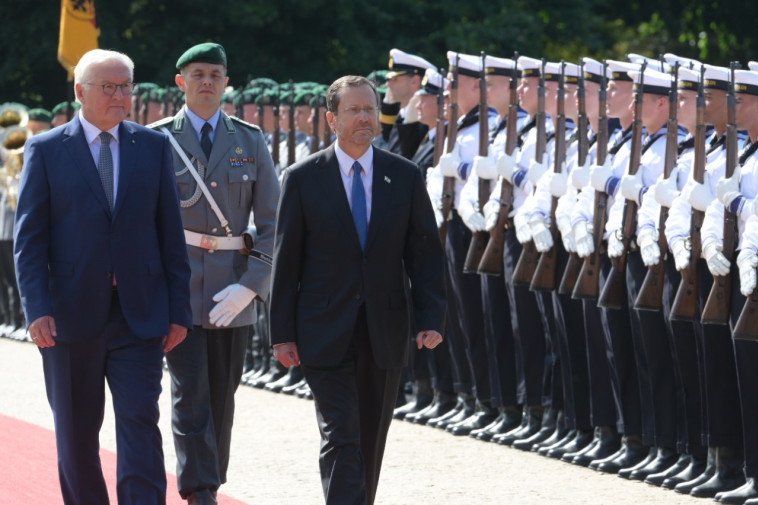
left=201, top=122, right=213, bottom=159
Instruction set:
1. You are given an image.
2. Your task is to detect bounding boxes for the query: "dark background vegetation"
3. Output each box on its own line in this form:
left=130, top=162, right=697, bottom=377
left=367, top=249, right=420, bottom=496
left=2, top=0, right=755, bottom=108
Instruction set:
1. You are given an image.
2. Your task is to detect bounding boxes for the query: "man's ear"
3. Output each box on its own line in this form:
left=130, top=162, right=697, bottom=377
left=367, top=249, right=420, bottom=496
left=175, top=73, right=186, bottom=92
left=325, top=111, right=336, bottom=132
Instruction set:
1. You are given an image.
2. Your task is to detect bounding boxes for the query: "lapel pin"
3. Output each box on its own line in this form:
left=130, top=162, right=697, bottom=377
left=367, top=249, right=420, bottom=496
left=131, top=139, right=136, bottom=144
left=384, top=176, right=391, bottom=184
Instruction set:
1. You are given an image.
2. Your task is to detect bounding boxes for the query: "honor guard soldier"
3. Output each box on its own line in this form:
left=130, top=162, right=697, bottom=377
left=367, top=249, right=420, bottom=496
left=50, top=100, right=80, bottom=128
left=381, top=48, right=436, bottom=159
left=152, top=42, right=280, bottom=505
left=26, top=108, right=53, bottom=134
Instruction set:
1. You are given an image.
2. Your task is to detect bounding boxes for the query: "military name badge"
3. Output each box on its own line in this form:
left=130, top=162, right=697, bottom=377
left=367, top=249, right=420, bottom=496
left=230, top=155, right=255, bottom=167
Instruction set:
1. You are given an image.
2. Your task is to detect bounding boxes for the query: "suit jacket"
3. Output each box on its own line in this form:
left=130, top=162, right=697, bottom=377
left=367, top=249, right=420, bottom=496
left=14, top=116, right=192, bottom=342
left=270, top=144, right=446, bottom=369
left=152, top=107, right=280, bottom=328
left=411, top=134, right=435, bottom=181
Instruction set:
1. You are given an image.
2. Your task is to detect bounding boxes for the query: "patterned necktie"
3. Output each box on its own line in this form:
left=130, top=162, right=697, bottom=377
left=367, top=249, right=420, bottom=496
left=351, top=161, right=367, bottom=250
left=201, top=122, right=213, bottom=159
left=97, top=132, right=114, bottom=210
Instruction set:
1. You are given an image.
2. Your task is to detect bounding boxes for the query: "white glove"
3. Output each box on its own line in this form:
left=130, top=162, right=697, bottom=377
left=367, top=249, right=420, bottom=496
left=530, top=216, right=553, bottom=252
left=716, top=165, right=741, bottom=207
left=528, top=159, right=549, bottom=185
left=637, top=228, right=661, bottom=266
left=687, top=179, right=714, bottom=211
left=574, top=221, right=595, bottom=258
left=539, top=169, right=568, bottom=197
left=473, top=155, right=498, bottom=180
left=483, top=200, right=500, bottom=231
left=209, top=284, right=256, bottom=327
left=654, top=173, right=679, bottom=208
left=497, top=153, right=518, bottom=182
left=607, top=231, right=624, bottom=258
left=405, top=94, right=421, bottom=123
left=514, top=211, right=532, bottom=243
left=737, top=248, right=758, bottom=296
left=383, top=87, right=398, bottom=104
left=433, top=206, right=445, bottom=228
left=703, top=241, right=731, bottom=277
left=670, top=237, right=690, bottom=271
left=459, top=204, right=486, bottom=232
left=620, top=171, right=644, bottom=204
left=570, top=159, right=591, bottom=189
left=590, top=158, right=614, bottom=192
left=557, top=215, right=575, bottom=252
left=438, top=152, right=462, bottom=179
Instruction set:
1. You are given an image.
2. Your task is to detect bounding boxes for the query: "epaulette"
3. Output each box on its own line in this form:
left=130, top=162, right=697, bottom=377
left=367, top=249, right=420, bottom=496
left=147, top=116, right=175, bottom=131
left=229, top=115, right=262, bottom=132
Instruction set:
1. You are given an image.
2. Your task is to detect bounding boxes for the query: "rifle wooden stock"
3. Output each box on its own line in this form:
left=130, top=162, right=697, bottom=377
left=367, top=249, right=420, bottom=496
left=559, top=254, right=583, bottom=295
left=635, top=65, right=679, bottom=312
left=287, top=83, right=296, bottom=167
left=671, top=69, right=706, bottom=321
left=463, top=52, right=491, bottom=274
left=573, top=63, right=609, bottom=300
left=513, top=60, right=547, bottom=286
left=440, top=58, right=460, bottom=242
left=702, top=63, right=739, bottom=325
left=478, top=54, right=520, bottom=276
left=598, top=63, right=646, bottom=309
left=734, top=290, right=758, bottom=340
left=531, top=61, right=566, bottom=292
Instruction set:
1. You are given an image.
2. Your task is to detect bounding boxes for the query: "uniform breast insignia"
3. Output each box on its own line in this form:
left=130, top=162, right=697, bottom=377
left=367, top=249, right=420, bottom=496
left=235, top=147, right=243, bottom=155
left=229, top=157, right=255, bottom=167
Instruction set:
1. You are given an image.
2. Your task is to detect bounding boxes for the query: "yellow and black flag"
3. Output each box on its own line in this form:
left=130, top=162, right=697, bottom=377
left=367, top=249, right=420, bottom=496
left=58, top=0, right=100, bottom=80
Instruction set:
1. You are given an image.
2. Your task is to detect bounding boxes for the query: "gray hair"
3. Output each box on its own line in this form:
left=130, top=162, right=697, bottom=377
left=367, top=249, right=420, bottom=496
left=73, top=49, right=134, bottom=86
left=326, top=75, right=380, bottom=113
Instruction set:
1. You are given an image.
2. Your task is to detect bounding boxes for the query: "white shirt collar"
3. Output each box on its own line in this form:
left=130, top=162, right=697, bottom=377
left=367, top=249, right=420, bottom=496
left=334, top=141, right=374, bottom=176
left=79, top=112, right=120, bottom=145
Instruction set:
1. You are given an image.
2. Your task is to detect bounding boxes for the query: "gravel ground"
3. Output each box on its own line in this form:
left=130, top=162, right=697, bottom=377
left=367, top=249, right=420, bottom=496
left=0, top=337, right=705, bottom=505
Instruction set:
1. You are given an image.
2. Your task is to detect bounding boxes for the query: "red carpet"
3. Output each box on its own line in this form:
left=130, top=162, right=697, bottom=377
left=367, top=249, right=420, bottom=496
left=0, top=413, right=249, bottom=504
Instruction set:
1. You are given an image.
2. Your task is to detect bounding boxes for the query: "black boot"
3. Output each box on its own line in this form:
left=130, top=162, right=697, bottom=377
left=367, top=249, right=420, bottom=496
left=618, top=446, right=656, bottom=479
left=674, top=446, right=717, bottom=494
left=495, top=406, right=543, bottom=446
left=407, top=391, right=457, bottom=425
left=642, top=451, right=690, bottom=486
left=475, top=406, right=522, bottom=441
left=435, top=395, right=475, bottom=429
left=532, top=410, right=568, bottom=453
left=393, top=378, right=434, bottom=420
left=551, top=429, right=592, bottom=460
left=595, top=435, right=648, bottom=474
left=281, top=378, right=307, bottom=395
left=662, top=452, right=707, bottom=489
left=512, top=407, right=558, bottom=451
left=427, top=395, right=466, bottom=428
left=690, top=446, right=745, bottom=498
left=538, top=428, right=575, bottom=457
left=628, top=446, right=679, bottom=481
left=448, top=401, right=499, bottom=436
left=265, top=366, right=304, bottom=393
left=715, top=477, right=758, bottom=504
left=572, top=426, right=621, bottom=467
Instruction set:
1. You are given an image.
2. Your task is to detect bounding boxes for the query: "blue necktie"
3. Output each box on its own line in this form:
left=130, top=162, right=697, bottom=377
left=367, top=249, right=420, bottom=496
left=351, top=161, right=367, bottom=250
left=97, top=132, right=114, bottom=210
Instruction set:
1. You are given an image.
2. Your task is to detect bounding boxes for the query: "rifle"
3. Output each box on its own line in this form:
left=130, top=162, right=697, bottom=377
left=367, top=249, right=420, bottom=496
left=440, top=56, right=460, bottom=244
left=478, top=53, right=520, bottom=276
left=235, top=85, right=244, bottom=120
left=635, top=63, right=680, bottom=311
left=701, top=62, right=739, bottom=325
left=272, top=86, right=281, bottom=167
left=287, top=80, right=296, bottom=167
left=512, top=59, right=547, bottom=286
left=598, top=62, right=646, bottom=309
left=670, top=66, right=706, bottom=321
left=531, top=61, right=567, bottom=291
left=310, top=93, right=321, bottom=154
left=558, top=60, right=588, bottom=294
left=433, top=68, right=447, bottom=167
left=573, top=62, right=610, bottom=300
left=162, top=85, right=170, bottom=120
left=463, top=52, right=492, bottom=273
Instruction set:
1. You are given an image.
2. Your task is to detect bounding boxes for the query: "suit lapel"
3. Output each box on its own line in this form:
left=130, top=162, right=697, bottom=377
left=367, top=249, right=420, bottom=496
left=61, top=117, right=111, bottom=216
left=365, top=147, right=391, bottom=252
left=113, top=122, right=137, bottom=217
left=317, top=146, right=362, bottom=251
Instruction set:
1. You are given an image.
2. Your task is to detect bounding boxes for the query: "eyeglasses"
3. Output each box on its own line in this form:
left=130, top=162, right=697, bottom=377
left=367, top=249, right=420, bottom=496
left=85, top=82, right=135, bottom=96
left=342, top=106, right=377, bottom=116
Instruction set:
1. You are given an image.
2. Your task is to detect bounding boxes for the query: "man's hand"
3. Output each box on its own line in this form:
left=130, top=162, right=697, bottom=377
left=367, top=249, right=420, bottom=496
left=570, top=159, right=591, bottom=189
left=209, top=284, right=256, bottom=327
left=163, top=324, right=188, bottom=353
left=670, top=237, right=690, bottom=271
left=438, top=152, right=463, bottom=179
left=273, top=342, right=301, bottom=367
left=737, top=248, right=758, bottom=296
left=527, top=159, right=549, bottom=185
left=703, top=241, right=731, bottom=276
left=637, top=228, right=661, bottom=266
left=574, top=221, right=594, bottom=258
left=405, top=94, right=421, bottom=123
left=607, top=232, right=624, bottom=258
left=497, top=153, right=517, bottom=182
left=653, top=173, right=680, bottom=208
left=620, top=171, right=644, bottom=204
left=416, top=330, right=443, bottom=350
left=530, top=216, right=553, bottom=252
left=483, top=200, right=500, bottom=231
left=687, top=179, right=714, bottom=211
left=590, top=158, right=614, bottom=192
left=29, top=315, right=56, bottom=348
left=473, top=155, right=499, bottom=180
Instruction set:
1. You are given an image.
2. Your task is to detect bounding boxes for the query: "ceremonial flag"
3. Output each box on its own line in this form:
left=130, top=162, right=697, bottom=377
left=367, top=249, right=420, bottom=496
left=58, top=0, right=100, bottom=80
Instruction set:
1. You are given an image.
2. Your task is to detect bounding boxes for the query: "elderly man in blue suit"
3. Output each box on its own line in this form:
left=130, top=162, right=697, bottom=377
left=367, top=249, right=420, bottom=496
left=14, top=49, right=192, bottom=505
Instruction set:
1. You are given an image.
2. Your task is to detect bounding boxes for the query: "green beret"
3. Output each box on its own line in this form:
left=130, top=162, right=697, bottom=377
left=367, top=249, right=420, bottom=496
left=142, top=88, right=166, bottom=103
left=294, top=90, right=315, bottom=107
left=52, top=101, right=80, bottom=116
left=176, top=42, right=227, bottom=70
left=255, top=89, right=278, bottom=106
left=28, top=108, right=53, bottom=123
left=235, top=88, right=259, bottom=106
left=309, top=94, right=326, bottom=108
left=133, top=82, right=159, bottom=96
left=367, top=70, right=389, bottom=93
left=222, top=89, right=238, bottom=104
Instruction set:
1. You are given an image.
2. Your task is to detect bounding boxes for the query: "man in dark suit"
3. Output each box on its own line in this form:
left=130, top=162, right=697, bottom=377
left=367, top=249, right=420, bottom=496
left=14, top=49, right=192, bottom=505
left=270, top=75, right=446, bottom=505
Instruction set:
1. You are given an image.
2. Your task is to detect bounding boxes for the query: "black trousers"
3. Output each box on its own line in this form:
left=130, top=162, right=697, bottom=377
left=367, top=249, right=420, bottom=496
left=302, top=307, right=402, bottom=505
left=583, top=297, right=618, bottom=428
left=503, top=228, right=547, bottom=406
left=166, top=324, right=248, bottom=498
left=481, top=272, right=518, bottom=407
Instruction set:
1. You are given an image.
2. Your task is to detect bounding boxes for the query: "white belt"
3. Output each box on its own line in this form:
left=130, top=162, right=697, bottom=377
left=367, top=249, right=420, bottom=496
left=184, top=229, right=244, bottom=251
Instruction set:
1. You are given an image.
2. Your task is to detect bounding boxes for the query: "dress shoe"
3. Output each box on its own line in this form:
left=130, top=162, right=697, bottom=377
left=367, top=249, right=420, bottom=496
left=617, top=446, right=657, bottom=479
left=551, top=429, right=592, bottom=460
left=427, top=397, right=465, bottom=428
left=512, top=407, right=558, bottom=451
left=593, top=435, right=646, bottom=473
left=628, top=446, right=679, bottom=481
left=250, top=365, right=286, bottom=388
left=265, top=366, right=304, bottom=393
left=662, top=452, right=707, bottom=489
left=448, top=402, right=499, bottom=436
left=295, top=382, right=313, bottom=400
left=640, top=450, right=688, bottom=485
left=186, top=489, right=217, bottom=505
left=474, top=406, right=522, bottom=441
left=281, top=378, right=307, bottom=395
left=469, top=412, right=504, bottom=440
left=435, top=396, right=475, bottom=429
left=496, top=406, right=543, bottom=446
left=715, top=477, right=758, bottom=504
left=538, top=428, right=575, bottom=457
left=531, top=410, right=567, bottom=452
left=675, top=447, right=717, bottom=494
left=408, top=392, right=457, bottom=425
left=690, top=446, right=745, bottom=498
left=572, top=426, right=621, bottom=467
